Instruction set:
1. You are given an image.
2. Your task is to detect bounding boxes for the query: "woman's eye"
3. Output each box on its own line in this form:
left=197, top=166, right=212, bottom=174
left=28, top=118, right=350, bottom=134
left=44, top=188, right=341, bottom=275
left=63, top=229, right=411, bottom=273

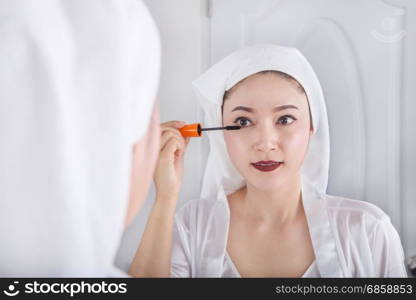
left=234, top=117, right=252, bottom=127
left=277, top=115, right=296, bottom=125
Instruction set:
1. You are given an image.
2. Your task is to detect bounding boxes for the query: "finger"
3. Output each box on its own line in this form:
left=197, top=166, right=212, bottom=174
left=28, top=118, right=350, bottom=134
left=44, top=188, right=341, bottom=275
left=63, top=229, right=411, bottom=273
left=159, top=131, right=177, bottom=151
left=160, top=120, right=186, bottom=129
left=160, top=137, right=184, bottom=161
left=161, top=126, right=184, bottom=138
left=161, top=127, right=186, bottom=144
left=160, top=135, right=186, bottom=155
left=160, top=130, right=185, bottom=151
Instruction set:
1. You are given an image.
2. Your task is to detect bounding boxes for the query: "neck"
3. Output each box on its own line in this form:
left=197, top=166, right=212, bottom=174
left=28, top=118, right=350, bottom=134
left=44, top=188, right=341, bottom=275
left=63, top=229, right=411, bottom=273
left=238, top=174, right=303, bottom=226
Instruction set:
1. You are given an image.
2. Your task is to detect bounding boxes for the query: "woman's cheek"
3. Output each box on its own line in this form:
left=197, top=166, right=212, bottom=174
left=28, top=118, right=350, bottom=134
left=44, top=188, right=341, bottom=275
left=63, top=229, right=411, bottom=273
left=283, top=130, right=310, bottom=167
left=224, top=132, right=248, bottom=171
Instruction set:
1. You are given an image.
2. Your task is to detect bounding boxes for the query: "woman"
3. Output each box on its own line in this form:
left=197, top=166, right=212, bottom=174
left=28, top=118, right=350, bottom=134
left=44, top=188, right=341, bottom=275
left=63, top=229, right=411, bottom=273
left=130, top=44, right=407, bottom=277
left=0, top=0, right=161, bottom=276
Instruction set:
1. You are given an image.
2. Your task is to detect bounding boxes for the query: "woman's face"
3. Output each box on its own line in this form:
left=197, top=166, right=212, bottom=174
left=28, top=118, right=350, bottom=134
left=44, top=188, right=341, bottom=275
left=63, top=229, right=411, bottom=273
left=222, top=73, right=312, bottom=191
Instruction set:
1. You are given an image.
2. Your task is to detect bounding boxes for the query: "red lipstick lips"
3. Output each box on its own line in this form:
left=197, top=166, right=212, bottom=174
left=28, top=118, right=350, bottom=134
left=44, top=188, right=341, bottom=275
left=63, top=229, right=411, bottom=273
left=251, top=160, right=282, bottom=172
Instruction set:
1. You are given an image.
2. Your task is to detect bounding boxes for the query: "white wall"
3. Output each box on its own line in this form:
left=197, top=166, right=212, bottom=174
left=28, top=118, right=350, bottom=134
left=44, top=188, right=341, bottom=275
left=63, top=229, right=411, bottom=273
left=114, top=0, right=209, bottom=271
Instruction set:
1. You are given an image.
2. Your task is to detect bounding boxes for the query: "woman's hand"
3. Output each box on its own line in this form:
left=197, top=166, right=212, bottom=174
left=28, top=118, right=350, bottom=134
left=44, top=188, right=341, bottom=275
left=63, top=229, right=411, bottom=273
left=153, top=121, right=190, bottom=202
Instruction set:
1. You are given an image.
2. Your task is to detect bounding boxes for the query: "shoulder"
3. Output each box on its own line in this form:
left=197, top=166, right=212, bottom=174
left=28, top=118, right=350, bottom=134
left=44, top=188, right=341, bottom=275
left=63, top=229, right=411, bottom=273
left=326, top=195, right=401, bottom=257
left=324, top=194, right=390, bottom=224
left=323, top=195, right=406, bottom=276
left=322, top=194, right=395, bottom=243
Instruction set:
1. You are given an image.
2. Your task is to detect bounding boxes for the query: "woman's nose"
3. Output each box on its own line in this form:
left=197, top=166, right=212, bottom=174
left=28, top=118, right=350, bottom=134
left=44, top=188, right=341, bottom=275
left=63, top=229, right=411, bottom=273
left=253, top=123, right=278, bottom=152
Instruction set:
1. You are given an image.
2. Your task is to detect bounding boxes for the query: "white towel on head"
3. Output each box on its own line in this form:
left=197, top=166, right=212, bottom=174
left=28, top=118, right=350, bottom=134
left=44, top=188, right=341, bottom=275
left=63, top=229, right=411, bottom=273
left=193, top=44, right=329, bottom=199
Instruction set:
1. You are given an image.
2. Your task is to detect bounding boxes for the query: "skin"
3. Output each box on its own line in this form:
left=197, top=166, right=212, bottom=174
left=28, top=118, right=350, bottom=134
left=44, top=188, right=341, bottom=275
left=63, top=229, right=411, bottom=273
left=222, top=72, right=315, bottom=277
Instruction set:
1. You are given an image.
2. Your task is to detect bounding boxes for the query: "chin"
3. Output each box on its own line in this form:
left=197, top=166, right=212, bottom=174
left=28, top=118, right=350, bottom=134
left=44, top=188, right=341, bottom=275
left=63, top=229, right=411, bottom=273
left=246, top=176, right=285, bottom=191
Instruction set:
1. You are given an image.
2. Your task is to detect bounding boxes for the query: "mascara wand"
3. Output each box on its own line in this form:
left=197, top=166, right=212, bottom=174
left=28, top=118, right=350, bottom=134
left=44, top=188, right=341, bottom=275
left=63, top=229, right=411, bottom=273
left=179, top=123, right=241, bottom=137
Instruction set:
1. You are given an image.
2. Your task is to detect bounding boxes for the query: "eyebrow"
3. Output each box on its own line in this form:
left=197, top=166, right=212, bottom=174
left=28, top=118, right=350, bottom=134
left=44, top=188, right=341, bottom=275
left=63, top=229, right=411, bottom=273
left=231, top=105, right=299, bottom=113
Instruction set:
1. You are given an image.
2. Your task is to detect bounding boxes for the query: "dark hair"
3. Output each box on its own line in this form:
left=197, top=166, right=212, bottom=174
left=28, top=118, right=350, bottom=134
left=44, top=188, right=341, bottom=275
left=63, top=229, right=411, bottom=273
left=221, top=70, right=313, bottom=130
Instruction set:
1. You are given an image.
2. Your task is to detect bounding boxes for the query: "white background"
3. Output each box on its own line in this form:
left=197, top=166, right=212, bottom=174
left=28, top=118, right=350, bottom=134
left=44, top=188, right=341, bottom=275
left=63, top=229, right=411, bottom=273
left=115, top=0, right=416, bottom=275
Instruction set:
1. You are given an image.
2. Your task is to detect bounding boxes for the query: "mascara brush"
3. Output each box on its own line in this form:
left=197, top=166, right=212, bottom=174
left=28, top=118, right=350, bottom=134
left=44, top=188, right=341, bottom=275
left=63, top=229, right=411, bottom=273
left=179, top=123, right=241, bottom=137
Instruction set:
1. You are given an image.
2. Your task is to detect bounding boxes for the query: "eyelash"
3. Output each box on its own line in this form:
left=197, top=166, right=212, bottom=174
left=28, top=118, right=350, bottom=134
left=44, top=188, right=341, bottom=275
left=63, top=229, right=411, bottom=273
left=233, top=115, right=297, bottom=127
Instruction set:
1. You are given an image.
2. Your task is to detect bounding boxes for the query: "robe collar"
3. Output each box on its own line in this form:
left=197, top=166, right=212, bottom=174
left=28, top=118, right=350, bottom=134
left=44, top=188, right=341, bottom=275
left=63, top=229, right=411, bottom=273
left=210, top=177, right=344, bottom=277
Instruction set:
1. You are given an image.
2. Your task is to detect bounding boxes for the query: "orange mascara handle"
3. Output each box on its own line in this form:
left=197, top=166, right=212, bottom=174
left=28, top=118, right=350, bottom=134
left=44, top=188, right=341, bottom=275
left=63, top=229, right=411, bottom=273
left=179, top=123, right=202, bottom=137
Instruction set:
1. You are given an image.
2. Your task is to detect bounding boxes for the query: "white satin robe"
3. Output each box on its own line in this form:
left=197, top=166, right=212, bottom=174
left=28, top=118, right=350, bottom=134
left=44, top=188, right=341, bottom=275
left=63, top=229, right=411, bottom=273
left=170, top=180, right=408, bottom=277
